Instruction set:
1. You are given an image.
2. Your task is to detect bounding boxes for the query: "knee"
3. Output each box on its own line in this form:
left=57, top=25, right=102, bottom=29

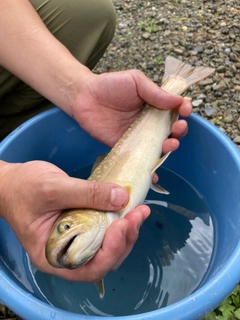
left=67, top=0, right=116, bottom=41
left=64, top=0, right=116, bottom=67
left=34, top=0, right=117, bottom=67
left=33, top=0, right=116, bottom=43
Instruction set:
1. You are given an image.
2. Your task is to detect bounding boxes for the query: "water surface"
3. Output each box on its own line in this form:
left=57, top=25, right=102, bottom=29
left=26, top=165, right=214, bottom=316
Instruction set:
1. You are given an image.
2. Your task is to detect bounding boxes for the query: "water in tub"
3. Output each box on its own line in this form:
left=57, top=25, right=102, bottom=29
left=0, top=165, right=214, bottom=317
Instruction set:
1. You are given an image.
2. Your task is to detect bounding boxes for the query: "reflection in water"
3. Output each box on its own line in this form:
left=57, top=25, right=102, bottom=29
left=144, top=199, right=210, bottom=267
left=0, top=166, right=214, bottom=317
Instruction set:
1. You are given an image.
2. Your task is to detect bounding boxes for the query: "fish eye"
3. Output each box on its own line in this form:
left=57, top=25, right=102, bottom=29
left=57, top=222, right=71, bottom=233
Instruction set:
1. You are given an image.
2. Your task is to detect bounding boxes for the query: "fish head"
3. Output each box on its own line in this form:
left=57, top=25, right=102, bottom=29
left=45, top=209, right=108, bottom=269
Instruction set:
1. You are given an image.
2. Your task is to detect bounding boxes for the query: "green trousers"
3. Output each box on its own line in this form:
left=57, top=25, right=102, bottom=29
left=0, top=0, right=116, bottom=141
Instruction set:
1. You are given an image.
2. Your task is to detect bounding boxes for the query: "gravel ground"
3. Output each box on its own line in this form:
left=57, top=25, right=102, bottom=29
left=1, top=0, right=239, bottom=319
left=94, top=0, right=240, bottom=148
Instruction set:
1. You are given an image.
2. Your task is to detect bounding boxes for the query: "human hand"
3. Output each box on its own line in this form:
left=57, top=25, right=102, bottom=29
left=0, top=160, right=148, bottom=282
left=72, top=69, right=192, bottom=153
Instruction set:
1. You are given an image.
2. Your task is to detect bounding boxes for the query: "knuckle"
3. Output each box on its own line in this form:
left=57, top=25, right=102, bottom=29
left=128, top=69, right=144, bottom=79
left=86, top=182, right=109, bottom=207
left=37, top=177, right=59, bottom=207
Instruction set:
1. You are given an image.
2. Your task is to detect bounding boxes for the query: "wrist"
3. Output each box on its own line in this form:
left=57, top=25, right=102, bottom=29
left=57, top=60, right=94, bottom=118
left=0, top=161, right=17, bottom=220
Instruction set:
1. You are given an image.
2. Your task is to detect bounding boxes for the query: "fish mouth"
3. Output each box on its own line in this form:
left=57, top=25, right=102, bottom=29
left=61, top=254, right=95, bottom=269
left=56, top=233, right=96, bottom=269
left=56, top=235, right=78, bottom=267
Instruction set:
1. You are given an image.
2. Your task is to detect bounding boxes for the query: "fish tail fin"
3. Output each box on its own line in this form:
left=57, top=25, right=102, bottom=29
left=161, top=56, right=215, bottom=95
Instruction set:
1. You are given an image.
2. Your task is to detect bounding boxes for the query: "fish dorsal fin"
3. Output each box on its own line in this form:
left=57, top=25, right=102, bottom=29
left=91, top=153, right=108, bottom=174
left=95, top=279, right=105, bottom=299
left=151, top=183, right=169, bottom=195
left=150, top=152, right=171, bottom=175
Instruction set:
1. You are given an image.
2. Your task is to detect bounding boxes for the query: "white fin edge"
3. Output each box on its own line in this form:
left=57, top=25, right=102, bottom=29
left=95, top=279, right=105, bottom=299
left=151, top=183, right=170, bottom=195
left=150, top=152, right=171, bottom=175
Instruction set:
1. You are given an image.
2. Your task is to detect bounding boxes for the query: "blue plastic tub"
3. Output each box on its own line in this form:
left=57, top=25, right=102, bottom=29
left=0, top=108, right=240, bottom=320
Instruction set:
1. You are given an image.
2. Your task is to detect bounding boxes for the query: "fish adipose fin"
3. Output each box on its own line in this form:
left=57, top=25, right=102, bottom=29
left=95, top=279, right=105, bottom=299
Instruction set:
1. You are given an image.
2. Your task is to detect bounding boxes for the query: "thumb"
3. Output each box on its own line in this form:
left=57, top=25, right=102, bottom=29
left=46, top=176, right=129, bottom=212
left=131, top=70, right=183, bottom=109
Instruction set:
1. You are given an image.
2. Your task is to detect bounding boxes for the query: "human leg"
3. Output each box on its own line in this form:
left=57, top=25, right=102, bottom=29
left=0, top=0, right=116, bottom=140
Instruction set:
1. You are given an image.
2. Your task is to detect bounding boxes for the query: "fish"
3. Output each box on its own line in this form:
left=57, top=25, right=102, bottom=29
left=45, top=56, right=215, bottom=298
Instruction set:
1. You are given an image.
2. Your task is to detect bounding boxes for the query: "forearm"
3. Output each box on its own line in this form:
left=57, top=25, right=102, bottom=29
left=0, top=0, right=92, bottom=115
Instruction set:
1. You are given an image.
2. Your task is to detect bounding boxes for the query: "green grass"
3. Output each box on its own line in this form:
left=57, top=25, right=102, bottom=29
left=215, top=119, right=221, bottom=125
left=154, top=56, right=164, bottom=65
left=138, top=19, right=158, bottom=33
left=205, top=286, right=240, bottom=320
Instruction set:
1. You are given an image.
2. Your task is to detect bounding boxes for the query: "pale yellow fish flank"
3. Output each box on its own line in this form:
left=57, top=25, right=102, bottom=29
left=45, top=56, right=215, bottom=297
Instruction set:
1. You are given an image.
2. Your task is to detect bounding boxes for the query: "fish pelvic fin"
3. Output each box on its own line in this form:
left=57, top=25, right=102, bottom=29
left=161, top=56, right=215, bottom=95
left=95, top=279, right=105, bottom=299
left=150, top=152, right=171, bottom=175
left=151, top=183, right=169, bottom=195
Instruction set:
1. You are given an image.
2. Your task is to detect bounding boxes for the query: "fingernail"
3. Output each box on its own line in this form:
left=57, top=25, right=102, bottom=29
left=111, top=187, right=128, bottom=207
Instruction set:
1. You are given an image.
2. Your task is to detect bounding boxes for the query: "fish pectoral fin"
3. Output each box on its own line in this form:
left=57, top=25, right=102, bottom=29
left=151, top=183, right=170, bottom=195
left=150, top=152, right=171, bottom=175
left=95, top=278, right=105, bottom=299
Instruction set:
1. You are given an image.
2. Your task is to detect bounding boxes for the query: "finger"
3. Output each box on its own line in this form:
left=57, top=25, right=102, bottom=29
left=112, top=205, right=150, bottom=270
left=152, top=172, right=158, bottom=183
left=179, top=98, right=192, bottom=118
left=82, top=218, right=129, bottom=281
left=162, top=138, right=179, bottom=154
left=162, top=120, right=188, bottom=154
left=171, top=119, right=188, bottom=139
left=43, top=177, right=129, bottom=212
left=130, top=70, right=184, bottom=110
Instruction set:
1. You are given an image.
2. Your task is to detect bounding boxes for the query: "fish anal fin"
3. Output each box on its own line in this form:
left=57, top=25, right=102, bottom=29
left=95, top=279, right=105, bottom=299
left=151, top=183, right=170, bottom=195
left=150, top=152, right=171, bottom=175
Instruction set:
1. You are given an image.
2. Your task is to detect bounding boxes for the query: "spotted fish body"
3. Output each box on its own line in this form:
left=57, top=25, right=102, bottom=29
left=45, top=57, right=214, bottom=297
left=46, top=101, right=175, bottom=270
left=88, top=105, right=177, bottom=218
